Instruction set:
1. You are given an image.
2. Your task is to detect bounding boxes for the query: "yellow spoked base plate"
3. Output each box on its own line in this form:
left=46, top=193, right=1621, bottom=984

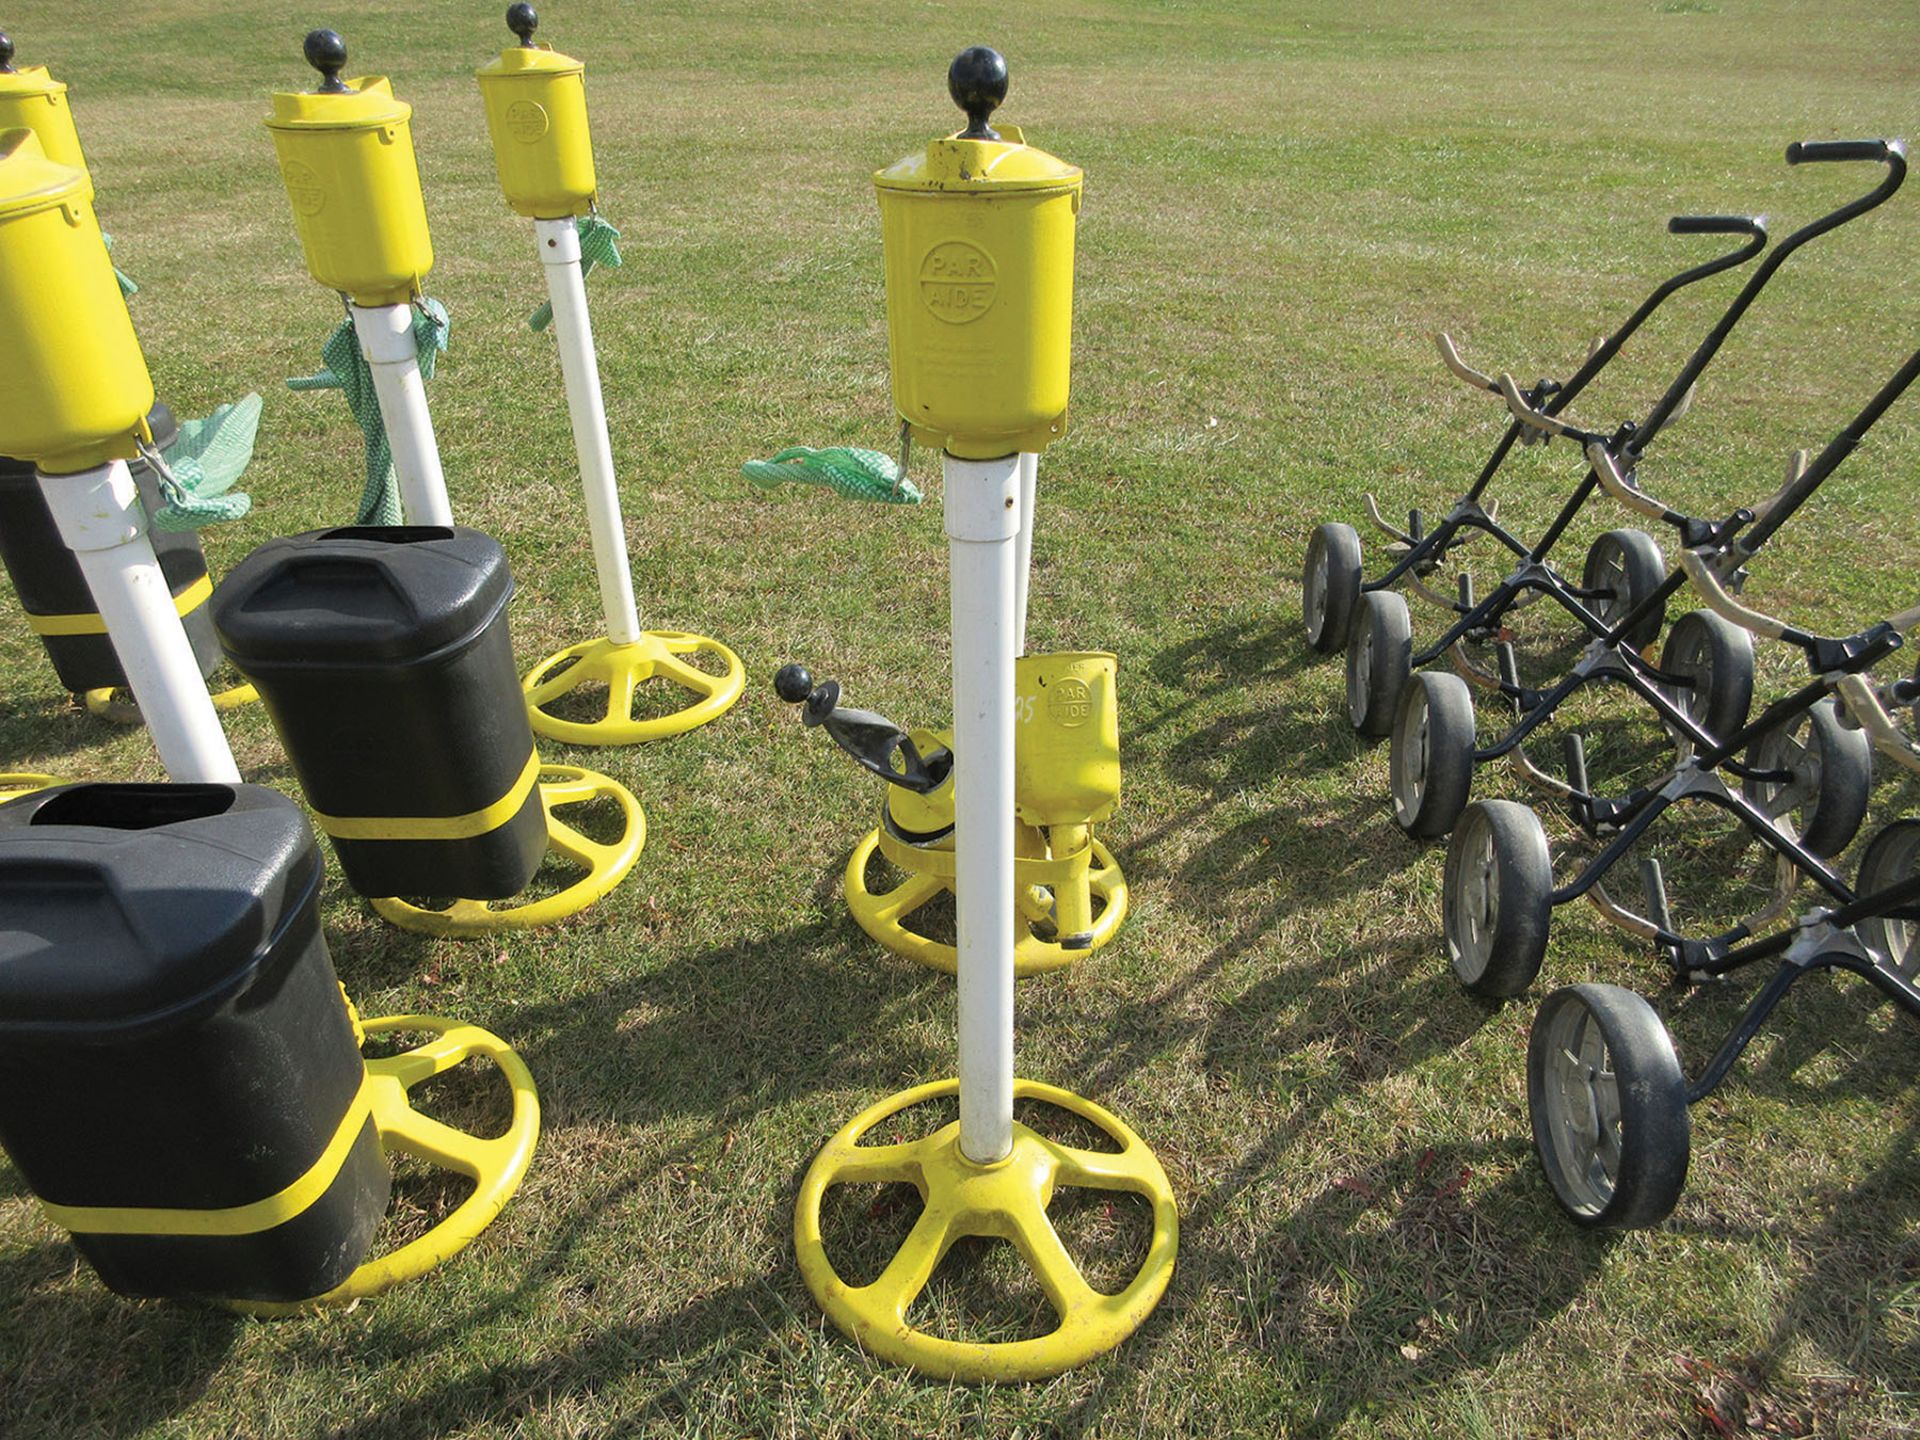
left=372, top=765, right=645, bottom=936
left=522, top=631, right=744, bottom=745
left=0, top=772, right=61, bottom=800
left=84, top=681, right=259, bottom=725
left=231, top=1013, right=540, bottom=1316
left=795, top=1077, right=1178, bottom=1381
left=845, top=828, right=1129, bottom=977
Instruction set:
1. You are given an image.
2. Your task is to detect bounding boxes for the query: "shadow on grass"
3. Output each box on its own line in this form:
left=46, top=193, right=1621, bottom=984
left=0, top=1243, right=239, bottom=1438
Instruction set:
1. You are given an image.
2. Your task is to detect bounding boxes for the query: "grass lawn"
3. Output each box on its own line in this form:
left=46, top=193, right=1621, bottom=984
left=2, top=0, right=1918, bottom=1434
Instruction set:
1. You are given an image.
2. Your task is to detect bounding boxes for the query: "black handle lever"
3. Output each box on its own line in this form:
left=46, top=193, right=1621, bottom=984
left=1667, top=214, right=1766, bottom=238
left=1787, top=139, right=1902, bottom=165
left=773, top=665, right=950, bottom=794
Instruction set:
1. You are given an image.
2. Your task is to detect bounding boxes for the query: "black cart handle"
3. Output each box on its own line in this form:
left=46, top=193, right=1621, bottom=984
left=1787, top=139, right=1904, bottom=166
left=1667, top=214, right=1766, bottom=237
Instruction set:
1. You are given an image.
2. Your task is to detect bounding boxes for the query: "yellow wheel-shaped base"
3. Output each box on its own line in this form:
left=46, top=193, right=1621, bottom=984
left=795, top=1077, right=1178, bottom=1382
left=0, top=772, right=61, bottom=800
left=523, top=631, right=744, bottom=746
left=372, top=765, right=645, bottom=937
left=232, top=1013, right=540, bottom=1316
left=84, top=681, right=259, bottom=725
left=844, top=829, right=1129, bottom=977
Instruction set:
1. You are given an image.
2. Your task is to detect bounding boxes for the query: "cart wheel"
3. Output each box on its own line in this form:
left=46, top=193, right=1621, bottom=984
left=1657, top=609, right=1754, bottom=743
left=1303, top=522, right=1363, bottom=654
left=1346, top=589, right=1411, bottom=737
left=1742, top=698, right=1872, bottom=859
left=1582, top=529, right=1666, bottom=649
left=1528, top=983, right=1690, bottom=1229
left=1391, top=670, right=1475, bottom=838
left=1856, top=820, right=1920, bottom=978
left=1443, top=799, right=1553, bottom=996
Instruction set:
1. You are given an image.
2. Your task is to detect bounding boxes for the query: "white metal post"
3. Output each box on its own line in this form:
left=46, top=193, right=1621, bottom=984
left=534, top=217, right=643, bottom=646
left=38, top=462, right=240, bottom=784
left=350, top=302, right=455, bottom=528
left=1012, top=450, right=1038, bottom=657
left=946, top=452, right=1021, bottom=1165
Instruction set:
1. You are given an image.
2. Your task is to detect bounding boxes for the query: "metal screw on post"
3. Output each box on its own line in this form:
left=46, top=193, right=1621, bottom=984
left=948, top=45, right=1008, bottom=140
left=0, top=32, right=16, bottom=74
left=506, top=3, right=539, bottom=46
left=304, top=29, right=350, bottom=93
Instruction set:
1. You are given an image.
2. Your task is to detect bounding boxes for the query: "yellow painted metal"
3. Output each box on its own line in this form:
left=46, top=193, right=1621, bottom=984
left=0, top=772, right=60, bottom=799
left=0, top=128, right=153, bottom=473
left=1014, top=651, right=1119, bottom=826
left=846, top=825, right=1128, bottom=976
left=371, top=764, right=643, bottom=936
left=521, top=631, right=745, bottom=746
left=476, top=42, right=596, bottom=220
left=794, top=1076, right=1177, bottom=1380
left=232, top=1013, right=540, bottom=1315
left=42, top=1077, right=376, bottom=1237
left=0, top=62, right=86, bottom=170
left=875, top=122, right=1081, bottom=459
left=264, top=76, right=433, bottom=306
left=83, top=680, right=259, bottom=724
left=837, top=652, right=1128, bottom=974
left=311, top=749, right=541, bottom=842
left=27, top=571, right=213, bottom=637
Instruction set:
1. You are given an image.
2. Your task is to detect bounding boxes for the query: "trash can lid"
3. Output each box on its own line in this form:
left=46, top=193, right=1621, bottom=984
left=477, top=5, right=584, bottom=81
left=873, top=47, right=1080, bottom=198
left=0, top=784, right=324, bottom=1032
left=265, top=32, right=411, bottom=133
left=0, top=126, right=87, bottom=223
left=212, top=525, right=516, bottom=669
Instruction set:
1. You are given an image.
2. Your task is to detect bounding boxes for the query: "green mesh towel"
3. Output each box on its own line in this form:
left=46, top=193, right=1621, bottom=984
left=101, top=232, right=136, bottom=299
left=290, top=298, right=451, bottom=525
left=529, top=214, right=622, bottom=331
left=742, top=446, right=922, bottom=504
left=148, top=394, right=262, bottom=532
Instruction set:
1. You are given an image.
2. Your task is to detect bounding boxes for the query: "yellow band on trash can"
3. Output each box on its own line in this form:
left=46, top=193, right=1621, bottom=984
left=312, top=749, right=542, bottom=841
left=24, top=572, right=214, bottom=637
left=40, top=1076, right=374, bottom=1238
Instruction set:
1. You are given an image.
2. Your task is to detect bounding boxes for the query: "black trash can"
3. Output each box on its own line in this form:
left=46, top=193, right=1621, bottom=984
left=0, top=782, right=390, bottom=1303
left=212, top=525, right=548, bottom=900
left=0, top=403, right=225, bottom=693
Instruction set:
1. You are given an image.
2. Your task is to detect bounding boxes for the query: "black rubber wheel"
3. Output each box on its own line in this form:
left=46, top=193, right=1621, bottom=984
left=1443, top=799, right=1554, bottom=997
left=1582, top=528, right=1667, bottom=650
left=1657, top=609, right=1754, bottom=746
left=1528, top=983, right=1691, bottom=1229
left=1303, top=522, right=1363, bottom=654
left=1742, top=698, right=1872, bottom=860
left=1391, top=670, right=1476, bottom=838
left=1345, top=589, right=1412, bottom=737
left=1856, top=820, right=1920, bottom=979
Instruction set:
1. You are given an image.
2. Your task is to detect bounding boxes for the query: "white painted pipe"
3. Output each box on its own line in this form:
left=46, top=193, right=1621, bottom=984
left=535, top=217, right=643, bottom=646
left=38, top=461, right=240, bottom=784
left=946, top=452, right=1022, bottom=1165
left=350, top=302, right=455, bottom=528
left=1013, top=451, right=1038, bottom=657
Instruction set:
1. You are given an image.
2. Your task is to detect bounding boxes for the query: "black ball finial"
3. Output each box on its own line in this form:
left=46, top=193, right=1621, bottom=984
left=0, top=33, right=16, bottom=74
left=773, top=664, right=814, bottom=704
left=948, top=45, right=1007, bottom=140
left=304, top=29, right=349, bottom=92
left=506, top=4, right=538, bottom=45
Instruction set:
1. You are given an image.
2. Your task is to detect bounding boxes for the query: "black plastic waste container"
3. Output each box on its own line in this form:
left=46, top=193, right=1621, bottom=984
left=0, top=403, right=225, bottom=693
left=0, top=782, right=389, bottom=1303
left=213, top=525, right=548, bottom=900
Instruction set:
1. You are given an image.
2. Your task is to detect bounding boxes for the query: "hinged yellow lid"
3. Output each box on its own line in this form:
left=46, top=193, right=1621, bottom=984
left=476, top=40, right=584, bottom=81
left=0, top=126, right=86, bottom=222
left=873, top=49, right=1080, bottom=197
left=0, top=62, right=64, bottom=104
left=266, top=74, right=411, bottom=133
left=875, top=128, right=1081, bottom=196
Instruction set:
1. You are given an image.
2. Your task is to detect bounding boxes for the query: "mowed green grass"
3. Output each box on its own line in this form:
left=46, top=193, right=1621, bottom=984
left=2, top=0, right=1919, bottom=1434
